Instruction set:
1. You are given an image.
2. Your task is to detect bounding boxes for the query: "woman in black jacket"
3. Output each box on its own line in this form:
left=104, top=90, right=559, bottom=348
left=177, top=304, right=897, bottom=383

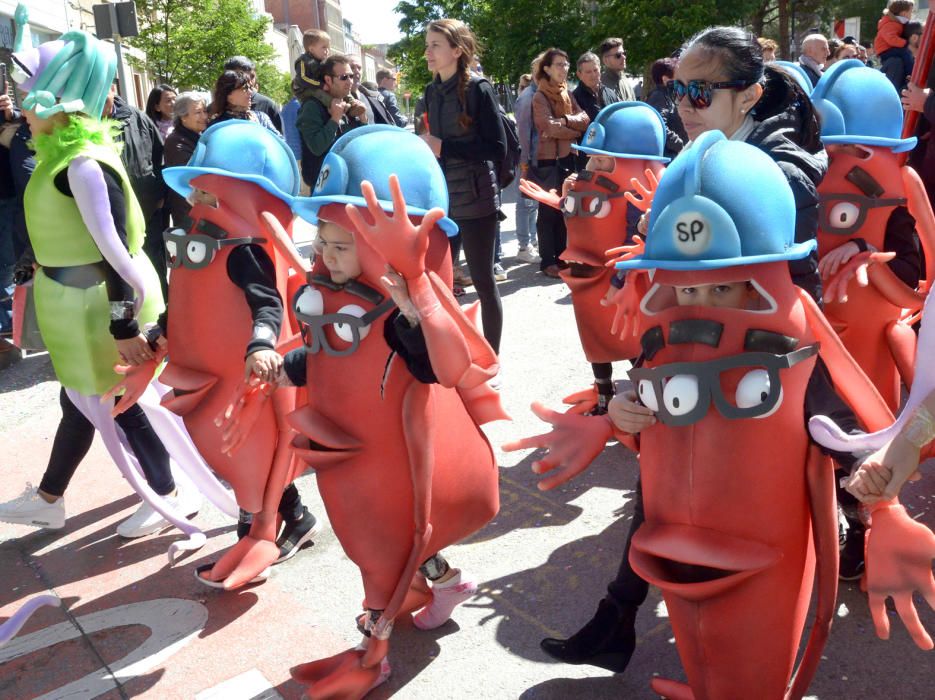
left=163, top=92, right=208, bottom=226
left=421, top=18, right=507, bottom=354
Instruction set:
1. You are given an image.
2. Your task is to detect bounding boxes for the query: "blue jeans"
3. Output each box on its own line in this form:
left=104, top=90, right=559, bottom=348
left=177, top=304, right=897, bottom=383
left=516, top=194, right=539, bottom=248
left=0, top=198, right=16, bottom=333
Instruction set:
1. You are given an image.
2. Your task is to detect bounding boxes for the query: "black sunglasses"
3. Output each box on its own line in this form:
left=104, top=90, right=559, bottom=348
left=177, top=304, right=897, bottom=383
left=333, top=73, right=352, bottom=81
left=666, top=79, right=753, bottom=110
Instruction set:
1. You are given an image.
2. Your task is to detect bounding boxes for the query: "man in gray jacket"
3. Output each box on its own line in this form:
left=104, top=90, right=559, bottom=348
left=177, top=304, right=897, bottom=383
left=599, top=37, right=636, bottom=101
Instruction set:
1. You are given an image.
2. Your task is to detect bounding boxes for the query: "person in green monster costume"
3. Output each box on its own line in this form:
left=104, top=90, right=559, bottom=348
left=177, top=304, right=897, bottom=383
left=0, top=6, right=236, bottom=553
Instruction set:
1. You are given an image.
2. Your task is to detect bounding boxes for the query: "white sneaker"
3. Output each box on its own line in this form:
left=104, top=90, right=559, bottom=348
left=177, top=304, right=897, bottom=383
left=516, top=245, right=540, bottom=264
left=117, top=484, right=200, bottom=539
left=493, top=263, right=508, bottom=282
left=0, top=485, right=66, bottom=529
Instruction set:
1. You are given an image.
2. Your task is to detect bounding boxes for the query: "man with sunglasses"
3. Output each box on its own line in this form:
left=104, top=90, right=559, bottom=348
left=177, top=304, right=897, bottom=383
left=296, top=54, right=367, bottom=188
left=599, top=37, right=635, bottom=102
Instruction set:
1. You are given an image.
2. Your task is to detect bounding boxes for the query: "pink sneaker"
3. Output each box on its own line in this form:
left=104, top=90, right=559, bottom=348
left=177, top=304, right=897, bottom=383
left=413, top=572, right=477, bottom=630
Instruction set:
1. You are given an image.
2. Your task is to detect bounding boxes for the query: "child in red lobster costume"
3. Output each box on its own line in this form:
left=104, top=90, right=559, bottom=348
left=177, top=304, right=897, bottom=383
left=508, top=131, right=933, bottom=699
left=268, top=125, right=504, bottom=698
left=110, top=120, right=318, bottom=589
left=520, top=102, right=667, bottom=413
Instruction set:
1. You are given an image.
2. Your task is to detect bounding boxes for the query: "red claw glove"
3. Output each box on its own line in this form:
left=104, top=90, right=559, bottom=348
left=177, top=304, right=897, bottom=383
left=864, top=502, right=935, bottom=650
left=103, top=351, right=166, bottom=417
left=603, top=271, right=647, bottom=341
left=518, top=178, right=562, bottom=210
left=823, top=250, right=896, bottom=304
left=605, top=235, right=646, bottom=268
left=502, top=402, right=613, bottom=490
left=563, top=386, right=599, bottom=415
left=623, top=168, right=660, bottom=213
left=344, top=175, right=443, bottom=281
left=216, top=377, right=276, bottom=456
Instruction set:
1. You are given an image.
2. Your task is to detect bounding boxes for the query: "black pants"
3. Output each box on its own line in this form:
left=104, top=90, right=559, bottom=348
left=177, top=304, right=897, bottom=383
left=535, top=156, right=575, bottom=270
left=450, top=211, right=503, bottom=353
left=39, top=387, right=175, bottom=498
left=606, top=478, right=649, bottom=607
left=142, top=206, right=170, bottom=302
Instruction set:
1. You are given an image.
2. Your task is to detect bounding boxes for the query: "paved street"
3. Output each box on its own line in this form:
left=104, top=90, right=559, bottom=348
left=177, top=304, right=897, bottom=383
left=1, top=183, right=933, bottom=699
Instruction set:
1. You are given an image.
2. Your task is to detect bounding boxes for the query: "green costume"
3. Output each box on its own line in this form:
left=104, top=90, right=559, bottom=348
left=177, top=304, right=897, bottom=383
left=26, top=117, right=164, bottom=395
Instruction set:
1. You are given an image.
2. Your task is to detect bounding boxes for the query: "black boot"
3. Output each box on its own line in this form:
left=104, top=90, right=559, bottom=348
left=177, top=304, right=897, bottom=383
left=236, top=508, right=253, bottom=540
left=540, top=598, right=637, bottom=673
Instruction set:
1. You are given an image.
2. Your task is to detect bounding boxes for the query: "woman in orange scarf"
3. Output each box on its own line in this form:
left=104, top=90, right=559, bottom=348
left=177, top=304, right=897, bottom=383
left=530, top=48, right=590, bottom=277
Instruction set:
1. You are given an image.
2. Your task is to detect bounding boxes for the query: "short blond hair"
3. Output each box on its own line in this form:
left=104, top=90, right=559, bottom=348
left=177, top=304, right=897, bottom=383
left=303, top=29, right=330, bottom=49
left=758, top=37, right=778, bottom=52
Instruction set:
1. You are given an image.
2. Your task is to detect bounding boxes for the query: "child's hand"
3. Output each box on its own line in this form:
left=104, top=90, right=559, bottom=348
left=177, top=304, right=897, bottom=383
left=818, top=240, right=863, bottom=280
left=116, top=334, right=155, bottom=366
left=607, top=390, right=656, bottom=434
left=561, top=172, right=578, bottom=197
left=245, top=349, right=283, bottom=382
left=381, top=265, right=420, bottom=325
left=637, top=210, right=650, bottom=236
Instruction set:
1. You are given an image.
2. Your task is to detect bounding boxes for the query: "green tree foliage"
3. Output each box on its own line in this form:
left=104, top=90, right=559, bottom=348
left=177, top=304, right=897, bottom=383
left=128, top=0, right=286, bottom=102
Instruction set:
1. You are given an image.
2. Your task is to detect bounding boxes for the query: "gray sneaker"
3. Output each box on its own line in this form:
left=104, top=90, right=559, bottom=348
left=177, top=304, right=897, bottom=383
left=516, top=245, right=540, bottom=264
left=0, top=485, right=66, bottom=529
left=494, top=263, right=508, bottom=281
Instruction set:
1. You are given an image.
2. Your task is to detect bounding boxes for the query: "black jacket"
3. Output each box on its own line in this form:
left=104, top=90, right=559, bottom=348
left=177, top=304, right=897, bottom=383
left=251, top=92, right=283, bottom=134
left=572, top=81, right=618, bottom=123
left=110, top=96, right=165, bottom=221
left=355, top=85, right=394, bottom=126
left=424, top=73, right=506, bottom=221
left=164, top=124, right=201, bottom=226
left=644, top=86, right=687, bottom=159
left=747, top=115, right=827, bottom=302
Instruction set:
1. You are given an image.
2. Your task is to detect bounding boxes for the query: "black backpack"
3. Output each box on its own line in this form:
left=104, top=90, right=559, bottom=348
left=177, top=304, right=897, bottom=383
left=466, top=77, right=522, bottom=190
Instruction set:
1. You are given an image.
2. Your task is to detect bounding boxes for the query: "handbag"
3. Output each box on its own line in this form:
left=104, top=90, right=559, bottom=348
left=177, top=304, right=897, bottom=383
left=526, top=160, right=561, bottom=190
left=12, top=281, right=45, bottom=352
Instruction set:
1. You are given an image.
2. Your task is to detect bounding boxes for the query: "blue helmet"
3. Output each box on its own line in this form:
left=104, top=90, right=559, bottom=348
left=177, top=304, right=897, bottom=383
left=812, top=59, right=916, bottom=153
left=292, top=125, right=458, bottom=236
left=616, top=130, right=813, bottom=271
left=163, top=120, right=300, bottom=204
left=573, top=101, right=669, bottom=161
left=773, top=61, right=813, bottom=96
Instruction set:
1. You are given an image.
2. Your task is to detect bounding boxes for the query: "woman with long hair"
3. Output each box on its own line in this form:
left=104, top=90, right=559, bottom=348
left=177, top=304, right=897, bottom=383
left=421, top=18, right=507, bottom=355
left=210, top=70, right=278, bottom=134
left=530, top=48, right=589, bottom=277
left=145, top=83, right=176, bottom=140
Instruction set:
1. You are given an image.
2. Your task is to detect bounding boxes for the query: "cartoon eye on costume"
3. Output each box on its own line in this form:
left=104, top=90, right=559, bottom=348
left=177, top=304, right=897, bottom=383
left=295, top=287, right=324, bottom=317
left=563, top=197, right=576, bottom=214
left=637, top=379, right=659, bottom=411
left=735, top=369, right=782, bottom=417
left=663, top=375, right=699, bottom=416
left=165, top=239, right=178, bottom=261
left=333, top=304, right=369, bottom=342
left=186, top=240, right=207, bottom=264
left=591, top=199, right=611, bottom=218
left=827, top=202, right=860, bottom=229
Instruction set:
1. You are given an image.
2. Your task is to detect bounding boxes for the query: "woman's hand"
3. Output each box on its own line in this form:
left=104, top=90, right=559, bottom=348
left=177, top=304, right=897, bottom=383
left=115, top=334, right=155, bottom=366
left=245, top=349, right=283, bottom=382
left=420, top=133, right=442, bottom=157
left=607, top=390, right=656, bottom=434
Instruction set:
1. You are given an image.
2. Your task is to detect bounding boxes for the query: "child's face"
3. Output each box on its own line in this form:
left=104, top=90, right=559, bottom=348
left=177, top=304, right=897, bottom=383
left=898, top=9, right=913, bottom=19
left=673, top=282, right=752, bottom=309
left=586, top=155, right=615, bottom=172
left=190, top=188, right=218, bottom=208
left=315, top=222, right=361, bottom=284
left=309, top=39, right=330, bottom=61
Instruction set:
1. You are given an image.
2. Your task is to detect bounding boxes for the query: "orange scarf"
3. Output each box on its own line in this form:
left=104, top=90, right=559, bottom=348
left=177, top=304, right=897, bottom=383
left=536, top=78, right=572, bottom=118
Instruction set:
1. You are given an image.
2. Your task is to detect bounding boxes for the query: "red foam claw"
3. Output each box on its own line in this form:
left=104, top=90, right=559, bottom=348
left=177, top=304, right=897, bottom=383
left=198, top=534, right=279, bottom=590
left=605, top=235, right=646, bottom=268
left=824, top=251, right=897, bottom=304
left=608, top=276, right=644, bottom=341
left=503, top=402, right=614, bottom=490
left=104, top=357, right=162, bottom=417
left=563, top=386, right=599, bottom=415
left=292, top=647, right=385, bottom=700
left=864, top=502, right=935, bottom=650
left=216, top=379, right=273, bottom=455
left=518, top=177, right=562, bottom=210
left=623, top=168, right=660, bottom=213
left=345, top=175, right=440, bottom=280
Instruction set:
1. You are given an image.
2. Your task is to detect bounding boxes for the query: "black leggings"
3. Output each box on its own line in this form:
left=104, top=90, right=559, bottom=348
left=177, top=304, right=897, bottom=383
left=450, top=212, right=503, bottom=353
left=39, top=387, right=175, bottom=498
left=606, top=478, right=649, bottom=607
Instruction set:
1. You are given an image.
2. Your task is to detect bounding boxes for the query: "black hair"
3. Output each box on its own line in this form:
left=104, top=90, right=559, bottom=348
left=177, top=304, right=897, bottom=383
left=223, top=56, right=255, bottom=73
left=145, top=83, right=177, bottom=122
left=651, top=57, right=677, bottom=86
left=211, top=70, right=251, bottom=116
left=682, top=26, right=822, bottom=153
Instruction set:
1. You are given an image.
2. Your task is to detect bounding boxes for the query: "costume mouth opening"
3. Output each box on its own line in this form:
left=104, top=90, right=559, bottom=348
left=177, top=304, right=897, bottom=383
left=630, top=522, right=782, bottom=601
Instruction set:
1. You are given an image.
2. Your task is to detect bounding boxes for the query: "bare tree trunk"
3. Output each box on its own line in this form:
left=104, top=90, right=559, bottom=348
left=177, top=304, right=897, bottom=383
left=778, top=0, right=790, bottom=60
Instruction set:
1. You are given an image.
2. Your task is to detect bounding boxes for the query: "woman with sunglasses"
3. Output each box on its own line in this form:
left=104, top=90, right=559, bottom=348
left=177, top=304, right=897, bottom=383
left=530, top=48, right=590, bottom=277
left=209, top=69, right=279, bottom=135
left=669, top=25, right=825, bottom=301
